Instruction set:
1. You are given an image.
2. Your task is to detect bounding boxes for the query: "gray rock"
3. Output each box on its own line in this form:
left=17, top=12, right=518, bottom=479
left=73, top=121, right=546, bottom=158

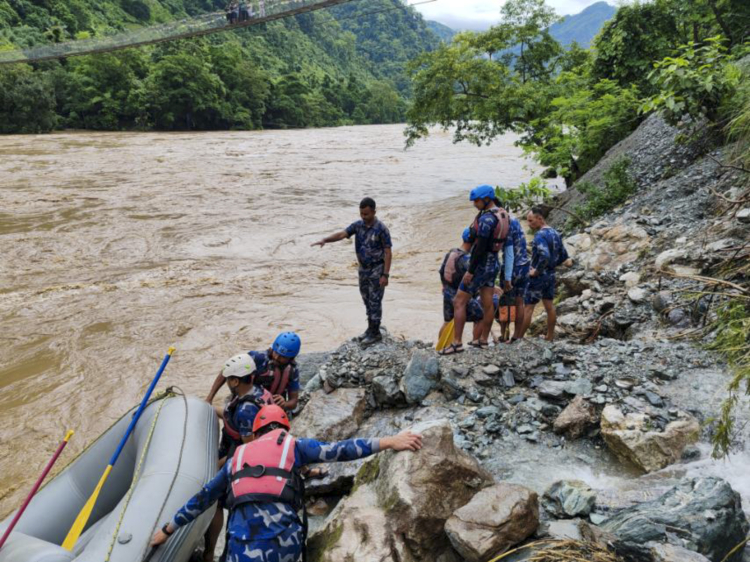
left=667, top=308, right=688, bottom=326
left=564, top=378, right=593, bottom=396
left=644, top=391, right=664, bottom=407
left=304, top=373, right=323, bottom=394
left=293, top=388, right=366, bottom=441
left=546, top=519, right=583, bottom=541
left=477, top=406, right=501, bottom=419
left=737, top=208, right=750, bottom=224
left=372, top=375, right=403, bottom=407
left=649, top=543, right=712, bottom=562
left=296, top=351, right=332, bottom=386
left=445, top=483, right=539, bottom=562
left=543, top=480, right=597, bottom=518
left=502, top=370, right=516, bottom=388
left=652, top=291, right=672, bottom=313
left=401, top=351, right=440, bottom=404
left=508, top=394, right=526, bottom=405
left=538, top=381, right=567, bottom=401
left=628, top=287, right=649, bottom=304
left=440, top=377, right=463, bottom=401
left=516, top=424, right=534, bottom=435
left=482, top=364, right=501, bottom=376
left=602, top=477, right=750, bottom=562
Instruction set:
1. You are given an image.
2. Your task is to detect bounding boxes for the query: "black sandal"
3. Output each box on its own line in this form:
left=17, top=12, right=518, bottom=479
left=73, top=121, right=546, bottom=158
left=439, top=343, right=464, bottom=356
left=468, top=340, right=489, bottom=349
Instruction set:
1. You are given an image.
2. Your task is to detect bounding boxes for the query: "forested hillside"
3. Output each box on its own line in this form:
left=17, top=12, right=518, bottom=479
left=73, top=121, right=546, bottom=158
left=0, top=0, right=441, bottom=133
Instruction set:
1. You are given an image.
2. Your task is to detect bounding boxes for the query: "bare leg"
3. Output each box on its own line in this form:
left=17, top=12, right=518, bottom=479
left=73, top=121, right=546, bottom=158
left=472, top=322, right=482, bottom=341
left=513, top=296, right=525, bottom=339
left=542, top=299, right=557, bottom=341
left=518, top=302, right=537, bottom=339
left=452, top=290, right=471, bottom=345
left=479, top=286, right=494, bottom=342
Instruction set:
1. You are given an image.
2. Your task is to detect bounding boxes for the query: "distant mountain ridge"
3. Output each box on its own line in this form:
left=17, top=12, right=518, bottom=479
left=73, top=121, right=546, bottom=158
left=549, top=1, right=616, bottom=48
left=426, top=20, right=456, bottom=43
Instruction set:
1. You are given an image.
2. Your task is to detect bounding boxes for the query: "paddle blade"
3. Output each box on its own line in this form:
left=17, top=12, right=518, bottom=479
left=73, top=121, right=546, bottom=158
left=436, top=320, right=455, bottom=351
left=62, top=464, right=113, bottom=550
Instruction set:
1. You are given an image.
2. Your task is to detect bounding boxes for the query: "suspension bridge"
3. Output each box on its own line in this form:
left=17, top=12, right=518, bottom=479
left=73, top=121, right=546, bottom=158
left=0, top=0, right=357, bottom=65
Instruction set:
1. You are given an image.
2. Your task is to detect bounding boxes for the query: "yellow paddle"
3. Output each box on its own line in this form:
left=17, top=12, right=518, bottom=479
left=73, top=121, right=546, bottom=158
left=436, top=320, right=455, bottom=351
left=62, top=348, right=175, bottom=551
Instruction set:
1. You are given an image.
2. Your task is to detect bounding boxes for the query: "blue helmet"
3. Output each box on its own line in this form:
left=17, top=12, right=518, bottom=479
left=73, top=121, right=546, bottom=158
left=462, top=227, right=472, bottom=243
left=272, top=332, right=301, bottom=358
left=470, top=185, right=495, bottom=202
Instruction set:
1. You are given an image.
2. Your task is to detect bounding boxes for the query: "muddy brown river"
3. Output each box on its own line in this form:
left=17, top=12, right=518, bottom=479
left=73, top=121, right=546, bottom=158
left=0, top=124, right=546, bottom=514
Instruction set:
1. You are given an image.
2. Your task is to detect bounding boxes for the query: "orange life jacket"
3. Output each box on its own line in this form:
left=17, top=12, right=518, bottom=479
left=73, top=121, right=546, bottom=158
left=228, top=428, right=304, bottom=509
left=472, top=207, right=511, bottom=253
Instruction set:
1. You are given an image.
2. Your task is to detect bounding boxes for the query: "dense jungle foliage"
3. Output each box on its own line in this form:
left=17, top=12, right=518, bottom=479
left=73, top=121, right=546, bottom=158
left=0, top=0, right=442, bottom=132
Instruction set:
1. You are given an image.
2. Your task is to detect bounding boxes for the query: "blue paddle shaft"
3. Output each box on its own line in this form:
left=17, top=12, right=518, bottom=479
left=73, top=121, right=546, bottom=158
left=109, top=351, right=174, bottom=466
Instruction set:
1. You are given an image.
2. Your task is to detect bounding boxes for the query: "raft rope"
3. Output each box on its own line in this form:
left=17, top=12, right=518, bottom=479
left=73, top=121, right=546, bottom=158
left=102, top=387, right=189, bottom=562
left=140, top=387, right=190, bottom=562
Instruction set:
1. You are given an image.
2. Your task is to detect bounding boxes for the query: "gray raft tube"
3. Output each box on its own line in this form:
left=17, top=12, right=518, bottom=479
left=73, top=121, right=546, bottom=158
left=0, top=395, right=219, bottom=562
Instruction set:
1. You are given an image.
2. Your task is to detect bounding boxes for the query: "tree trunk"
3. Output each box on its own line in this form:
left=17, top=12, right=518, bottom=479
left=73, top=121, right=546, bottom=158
left=706, top=0, right=734, bottom=46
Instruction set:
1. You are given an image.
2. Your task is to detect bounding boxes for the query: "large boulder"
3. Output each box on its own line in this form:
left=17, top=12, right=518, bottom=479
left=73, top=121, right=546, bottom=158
left=400, top=351, right=440, bottom=404
left=602, top=477, right=750, bottom=562
left=553, top=396, right=598, bottom=440
left=542, top=480, right=597, bottom=519
left=600, top=405, right=699, bottom=472
left=293, top=388, right=366, bottom=441
left=308, top=486, right=412, bottom=562
left=309, top=419, right=494, bottom=560
left=444, top=483, right=539, bottom=562
left=649, top=543, right=712, bottom=562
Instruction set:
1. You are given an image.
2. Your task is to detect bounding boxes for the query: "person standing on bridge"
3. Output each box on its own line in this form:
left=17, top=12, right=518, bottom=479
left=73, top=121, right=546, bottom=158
left=312, top=197, right=392, bottom=347
left=258, top=0, right=266, bottom=18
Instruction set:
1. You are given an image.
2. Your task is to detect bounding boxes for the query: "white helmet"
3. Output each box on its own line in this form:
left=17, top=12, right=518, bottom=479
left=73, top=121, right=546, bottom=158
left=222, top=353, right=258, bottom=379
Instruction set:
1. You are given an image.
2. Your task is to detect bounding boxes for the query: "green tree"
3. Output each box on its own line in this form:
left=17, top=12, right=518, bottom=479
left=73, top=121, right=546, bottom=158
left=210, top=44, right=270, bottom=130
left=64, top=51, right=149, bottom=130
left=146, top=50, right=225, bottom=130
left=0, top=64, right=58, bottom=133
left=590, top=1, right=681, bottom=96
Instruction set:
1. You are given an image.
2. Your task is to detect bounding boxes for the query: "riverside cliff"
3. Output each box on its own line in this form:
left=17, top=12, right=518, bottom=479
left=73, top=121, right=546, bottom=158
left=288, top=114, right=750, bottom=562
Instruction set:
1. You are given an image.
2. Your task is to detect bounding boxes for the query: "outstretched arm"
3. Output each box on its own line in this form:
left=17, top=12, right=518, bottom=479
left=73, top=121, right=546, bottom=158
left=151, top=463, right=230, bottom=546
left=311, top=230, right=348, bottom=248
left=296, top=430, right=423, bottom=465
left=205, top=372, right=225, bottom=403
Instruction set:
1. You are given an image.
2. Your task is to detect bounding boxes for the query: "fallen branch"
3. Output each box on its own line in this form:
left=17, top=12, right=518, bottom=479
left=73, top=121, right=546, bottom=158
left=708, top=154, right=750, bottom=175
left=662, top=271, right=750, bottom=295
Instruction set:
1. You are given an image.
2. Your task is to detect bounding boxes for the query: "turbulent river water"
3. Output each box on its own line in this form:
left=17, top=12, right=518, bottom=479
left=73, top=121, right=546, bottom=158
left=0, top=124, right=548, bottom=514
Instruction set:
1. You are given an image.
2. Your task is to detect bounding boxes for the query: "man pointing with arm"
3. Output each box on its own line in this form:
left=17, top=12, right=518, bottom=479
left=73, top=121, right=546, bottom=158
left=312, top=197, right=392, bottom=347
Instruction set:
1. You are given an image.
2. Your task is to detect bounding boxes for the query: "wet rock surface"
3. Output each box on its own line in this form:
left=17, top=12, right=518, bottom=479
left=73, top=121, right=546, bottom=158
left=542, top=480, right=597, bottom=518
left=600, top=405, right=700, bottom=473
left=445, top=483, right=539, bottom=562
left=602, top=477, right=750, bottom=562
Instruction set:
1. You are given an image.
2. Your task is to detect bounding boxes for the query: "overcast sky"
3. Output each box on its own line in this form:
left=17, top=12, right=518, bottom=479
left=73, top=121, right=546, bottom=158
left=413, top=0, right=611, bottom=31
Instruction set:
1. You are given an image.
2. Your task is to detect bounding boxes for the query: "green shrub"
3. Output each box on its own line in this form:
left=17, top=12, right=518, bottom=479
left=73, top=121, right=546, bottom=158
left=495, top=177, right=553, bottom=213
left=641, top=36, right=740, bottom=126
left=573, top=157, right=637, bottom=223
left=710, top=300, right=750, bottom=458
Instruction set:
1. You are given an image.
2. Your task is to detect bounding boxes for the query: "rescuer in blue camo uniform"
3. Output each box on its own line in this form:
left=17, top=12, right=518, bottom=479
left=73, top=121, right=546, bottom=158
left=518, top=207, right=572, bottom=342
left=441, top=186, right=514, bottom=355
left=151, top=406, right=422, bottom=562
left=312, top=197, right=393, bottom=347
left=504, top=215, right=531, bottom=342
left=206, top=333, right=302, bottom=413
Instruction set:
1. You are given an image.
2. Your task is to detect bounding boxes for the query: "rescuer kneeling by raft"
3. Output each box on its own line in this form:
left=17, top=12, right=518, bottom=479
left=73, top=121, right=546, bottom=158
left=150, top=405, right=422, bottom=562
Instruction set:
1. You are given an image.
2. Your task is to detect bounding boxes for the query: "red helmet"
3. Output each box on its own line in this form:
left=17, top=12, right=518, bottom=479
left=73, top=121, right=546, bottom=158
left=252, top=405, right=290, bottom=433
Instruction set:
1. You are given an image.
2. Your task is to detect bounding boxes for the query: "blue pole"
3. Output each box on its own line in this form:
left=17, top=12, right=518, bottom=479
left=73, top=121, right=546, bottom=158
left=109, top=347, right=175, bottom=466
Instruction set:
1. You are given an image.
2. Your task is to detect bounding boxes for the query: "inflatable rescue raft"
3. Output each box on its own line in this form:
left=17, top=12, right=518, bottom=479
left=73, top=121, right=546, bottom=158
left=0, top=394, right=218, bottom=562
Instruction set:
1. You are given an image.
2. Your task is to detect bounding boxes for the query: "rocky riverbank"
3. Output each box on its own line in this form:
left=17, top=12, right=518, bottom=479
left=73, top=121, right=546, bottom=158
left=286, top=114, right=750, bottom=562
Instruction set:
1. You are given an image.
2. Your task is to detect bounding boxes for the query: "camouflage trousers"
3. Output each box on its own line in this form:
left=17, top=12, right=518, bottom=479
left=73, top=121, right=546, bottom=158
left=225, top=537, right=302, bottom=562
left=358, top=264, right=385, bottom=323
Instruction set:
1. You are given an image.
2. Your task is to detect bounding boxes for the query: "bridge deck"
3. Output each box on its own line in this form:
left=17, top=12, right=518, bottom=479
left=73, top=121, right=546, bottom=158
left=0, top=0, right=354, bottom=65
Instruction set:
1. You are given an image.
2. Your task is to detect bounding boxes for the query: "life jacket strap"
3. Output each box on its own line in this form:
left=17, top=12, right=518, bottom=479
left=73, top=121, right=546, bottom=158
left=233, top=464, right=294, bottom=481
